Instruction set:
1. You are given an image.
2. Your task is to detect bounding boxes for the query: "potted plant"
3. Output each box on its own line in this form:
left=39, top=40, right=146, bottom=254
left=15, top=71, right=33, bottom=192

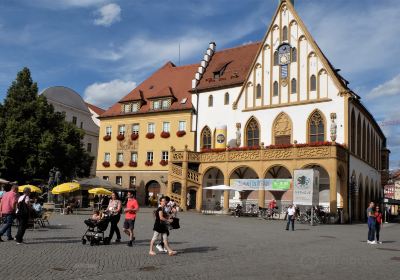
left=176, top=130, right=186, bottom=137
left=102, top=161, right=110, bottom=167
left=103, top=135, right=111, bottom=141
left=131, top=133, right=139, bottom=141
left=159, top=160, right=168, bottom=166
left=115, top=161, right=124, bottom=168
left=117, top=134, right=125, bottom=141
left=129, top=161, right=138, bottom=167
left=160, top=131, right=170, bottom=138
left=146, top=132, right=155, bottom=139
left=145, top=160, right=153, bottom=166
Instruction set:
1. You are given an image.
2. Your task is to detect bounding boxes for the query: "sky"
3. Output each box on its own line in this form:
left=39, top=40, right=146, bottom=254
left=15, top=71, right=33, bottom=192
left=0, top=0, right=399, bottom=168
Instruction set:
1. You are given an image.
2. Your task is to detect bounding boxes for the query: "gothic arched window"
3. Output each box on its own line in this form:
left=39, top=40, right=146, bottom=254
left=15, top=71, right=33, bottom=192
left=282, top=26, right=288, bottom=41
left=245, top=118, right=260, bottom=147
left=274, top=51, right=279, bottom=66
left=308, top=110, right=325, bottom=143
left=201, top=127, right=212, bottom=149
left=291, top=78, right=296, bottom=94
left=310, top=75, right=316, bottom=91
left=208, top=95, right=213, bottom=107
left=224, top=92, right=229, bottom=105
left=291, top=47, right=297, bottom=62
left=256, top=84, right=262, bottom=99
left=273, top=81, right=279, bottom=96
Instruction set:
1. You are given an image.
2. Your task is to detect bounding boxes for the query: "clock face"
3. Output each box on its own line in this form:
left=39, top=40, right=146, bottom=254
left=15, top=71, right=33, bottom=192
left=277, top=43, right=291, bottom=66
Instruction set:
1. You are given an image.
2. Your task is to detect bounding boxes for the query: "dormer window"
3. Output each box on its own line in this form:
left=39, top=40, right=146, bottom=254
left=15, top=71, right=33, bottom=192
left=153, top=100, right=161, bottom=110
left=213, top=61, right=231, bottom=79
left=131, top=102, right=139, bottom=112
left=162, top=99, right=170, bottom=109
left=123, top=103, right=131, bottom=113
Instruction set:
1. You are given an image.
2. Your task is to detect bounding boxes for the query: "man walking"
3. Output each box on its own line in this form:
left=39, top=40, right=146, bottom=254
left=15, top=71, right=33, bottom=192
left=15, top=187, right=31, bottom=244
left=286, top=204, right=295, bottom=231
left=0, top=184, right=18, bottom=242
left=367, top=202, right=377, bottom=244
left=123, top=190, right=139, bottom=247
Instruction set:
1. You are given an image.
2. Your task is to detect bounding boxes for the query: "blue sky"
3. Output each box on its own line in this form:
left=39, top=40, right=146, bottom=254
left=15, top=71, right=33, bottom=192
left=0, top=0, right=399, bottom=168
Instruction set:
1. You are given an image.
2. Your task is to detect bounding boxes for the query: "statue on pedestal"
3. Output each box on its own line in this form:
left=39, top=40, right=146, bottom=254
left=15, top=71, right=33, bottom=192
left=235, top=123, right=241, bottom=147
left=330, top=113, right=337, bottom=142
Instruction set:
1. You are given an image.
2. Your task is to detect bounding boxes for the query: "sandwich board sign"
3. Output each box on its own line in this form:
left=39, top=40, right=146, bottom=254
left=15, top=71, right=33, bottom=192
left=293, top=169, right=319, bottom=206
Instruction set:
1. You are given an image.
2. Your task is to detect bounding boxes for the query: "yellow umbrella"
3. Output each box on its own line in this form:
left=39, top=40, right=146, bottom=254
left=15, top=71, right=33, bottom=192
left=88, top=188, right=112, bottom=196
left=18, top=185, right=42, bottom=193
left=52, top=182, right=80, bottom=194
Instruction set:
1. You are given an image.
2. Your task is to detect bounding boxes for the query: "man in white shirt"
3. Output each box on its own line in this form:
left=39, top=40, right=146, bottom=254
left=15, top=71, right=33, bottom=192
left=286, top=204, right=296, bottom=231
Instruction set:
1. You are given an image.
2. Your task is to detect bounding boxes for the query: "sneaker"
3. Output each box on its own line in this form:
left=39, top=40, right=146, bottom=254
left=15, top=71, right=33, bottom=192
left=378, top=241, right=382, bottom=244
left=7, top=237, right=14, bottom=241
left=156, top=244, right=164, bottom=252
left=163, top=248, right=168, bottom=253
left=127, top=241, right=133, bottom=247
left=370, top=241, right=377, bottom=245
left=115, top=239, right=121, bottom=243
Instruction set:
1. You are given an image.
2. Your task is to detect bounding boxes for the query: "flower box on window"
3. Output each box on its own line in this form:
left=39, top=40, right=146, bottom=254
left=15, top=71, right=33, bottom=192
left=117, top=134, right=125, bottom=141
left=160, top=131, right=170, bottom=138
left=115, top=161, right=124, bottom=168
left=103, top=135, right=111, bottom=141
left=159, top=160, right=168, bottom=166
left=145, top=160, right=153, bottom=166
left=146, top=132, right=155, bottom=139
left=129, top=161, right=137, bottom=167
left=176, top=130, right=186, bottom=137
left=102, top=161, right=110, bottom=167
left=131, top=133, right=139, bottom=141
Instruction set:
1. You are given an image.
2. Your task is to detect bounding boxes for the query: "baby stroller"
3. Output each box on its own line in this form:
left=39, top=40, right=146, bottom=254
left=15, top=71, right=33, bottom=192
left=82, top=213, right=111, bottom=246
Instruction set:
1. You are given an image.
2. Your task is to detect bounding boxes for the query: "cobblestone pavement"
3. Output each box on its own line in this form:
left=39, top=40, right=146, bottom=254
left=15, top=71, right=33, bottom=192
left=0, top=209, right=399, bottom=280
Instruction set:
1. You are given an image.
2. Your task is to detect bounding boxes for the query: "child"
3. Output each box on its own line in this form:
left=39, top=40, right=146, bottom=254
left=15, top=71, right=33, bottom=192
left=91, top=210, right=101, bottom=222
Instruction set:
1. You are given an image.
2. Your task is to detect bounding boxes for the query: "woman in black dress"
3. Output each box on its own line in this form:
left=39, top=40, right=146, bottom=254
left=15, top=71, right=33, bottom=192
left=149, top=197, right=177, bottom=256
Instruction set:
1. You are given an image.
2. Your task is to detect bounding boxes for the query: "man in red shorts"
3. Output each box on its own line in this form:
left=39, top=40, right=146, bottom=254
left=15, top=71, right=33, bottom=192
left=123, top=190, right=139, bottom=247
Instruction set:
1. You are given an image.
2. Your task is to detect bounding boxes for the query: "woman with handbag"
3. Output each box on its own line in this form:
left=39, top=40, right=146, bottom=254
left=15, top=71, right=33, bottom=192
left=107, top=192, right=121, bottom=243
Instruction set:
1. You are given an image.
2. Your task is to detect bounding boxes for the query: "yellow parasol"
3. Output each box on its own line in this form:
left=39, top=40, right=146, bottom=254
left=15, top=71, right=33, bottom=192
left=18, top=185, right=43, bottom=193
left=51, top=182, right=80, bottom=195
left=88, top=188, right=112, bottom=196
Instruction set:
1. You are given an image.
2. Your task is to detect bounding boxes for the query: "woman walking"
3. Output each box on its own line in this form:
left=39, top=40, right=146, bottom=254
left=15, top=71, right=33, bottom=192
left=374, top=205, right=383, bottom=244
left=107, top=192, right=121, bottom=243
left=149, top=197, right=177, bottom=256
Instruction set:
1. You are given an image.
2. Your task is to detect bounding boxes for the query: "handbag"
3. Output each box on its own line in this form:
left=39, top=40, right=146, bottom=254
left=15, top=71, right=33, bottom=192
left=170, top=217, right=180, bottom=229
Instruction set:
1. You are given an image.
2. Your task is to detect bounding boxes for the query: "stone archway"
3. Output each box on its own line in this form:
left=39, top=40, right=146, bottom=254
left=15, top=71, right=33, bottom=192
left=229, top=166, right=259, bottom=207
left=264, top=165, right=292, bottom=209
left=202, top=167, right=224, bottom=210
left=359, top=173, right=365, bottom=222
left=145, top=180, right=161, bottom=206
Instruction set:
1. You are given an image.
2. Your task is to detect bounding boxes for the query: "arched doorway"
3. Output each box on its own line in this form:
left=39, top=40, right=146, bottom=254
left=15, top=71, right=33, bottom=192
left=264, top=165, right=292, bottom=209
left=302, top=164, right=330, bottom=209
left=202, top=167, right=224, bottom=210
left=188, top=188, right=197, bottom=210
left=229, top=166, right=259, bottom=208
left=145, top=180, right=161, bottom=206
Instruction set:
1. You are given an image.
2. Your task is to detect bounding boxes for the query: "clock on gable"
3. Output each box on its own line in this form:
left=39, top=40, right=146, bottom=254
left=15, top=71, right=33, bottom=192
left=277, top=43, right=291, bottom=66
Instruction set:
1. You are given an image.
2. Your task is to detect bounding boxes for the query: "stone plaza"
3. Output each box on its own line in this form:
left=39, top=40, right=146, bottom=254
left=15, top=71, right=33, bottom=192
left=0, top=209, right=399, bottom=280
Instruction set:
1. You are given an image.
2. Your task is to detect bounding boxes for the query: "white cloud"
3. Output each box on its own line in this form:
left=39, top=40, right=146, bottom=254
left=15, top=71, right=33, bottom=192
left=83, top=79, right=136, bottom=108
left=366, top=74, right=400, bottom=100
left=94, top=3, right=121, bottom=27
left=24, top=0, right=111, bottom=9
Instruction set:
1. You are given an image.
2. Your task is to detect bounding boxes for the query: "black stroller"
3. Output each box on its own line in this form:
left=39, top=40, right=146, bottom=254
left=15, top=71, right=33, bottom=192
left=82, top=213, right=111, bottom=246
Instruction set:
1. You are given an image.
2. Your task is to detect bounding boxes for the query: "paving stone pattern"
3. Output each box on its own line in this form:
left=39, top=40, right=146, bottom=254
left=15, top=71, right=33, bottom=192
left=0, top=209, right=399, bottom=280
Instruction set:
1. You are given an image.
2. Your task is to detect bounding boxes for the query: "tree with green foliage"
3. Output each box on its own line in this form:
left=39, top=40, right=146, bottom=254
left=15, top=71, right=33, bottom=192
left=0, top=67, right=93, bottom=184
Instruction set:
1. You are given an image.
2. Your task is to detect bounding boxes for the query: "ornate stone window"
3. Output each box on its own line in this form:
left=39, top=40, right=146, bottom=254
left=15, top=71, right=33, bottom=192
left=256, top=84, right=262, bottom=99
left=308, top=110, right=325, bottom=143
left=201, top=126, right=212, bottom=149
left=245, top=118, right=260, bottom=147
left=273, top=112, right=292, bottom=145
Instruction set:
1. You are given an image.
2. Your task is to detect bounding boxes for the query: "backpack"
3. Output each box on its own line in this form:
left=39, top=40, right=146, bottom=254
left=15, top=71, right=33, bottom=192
left=17, top=196, right=29, bottom=217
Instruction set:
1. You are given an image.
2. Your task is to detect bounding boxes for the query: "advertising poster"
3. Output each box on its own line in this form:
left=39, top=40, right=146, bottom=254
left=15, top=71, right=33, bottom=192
left=293, top=169, right=320, bottom=206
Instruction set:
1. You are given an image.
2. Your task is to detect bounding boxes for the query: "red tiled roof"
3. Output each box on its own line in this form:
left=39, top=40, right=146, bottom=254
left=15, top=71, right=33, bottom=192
left=100, top=62, right=198, bottom=118
left=195, top=42, right=261, bottom=92
left=85, top=102, right=105, bottom=115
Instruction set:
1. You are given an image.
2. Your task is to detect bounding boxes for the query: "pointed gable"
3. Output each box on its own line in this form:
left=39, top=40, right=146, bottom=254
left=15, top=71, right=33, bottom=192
left=234, top=0, right=353, bottom=110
